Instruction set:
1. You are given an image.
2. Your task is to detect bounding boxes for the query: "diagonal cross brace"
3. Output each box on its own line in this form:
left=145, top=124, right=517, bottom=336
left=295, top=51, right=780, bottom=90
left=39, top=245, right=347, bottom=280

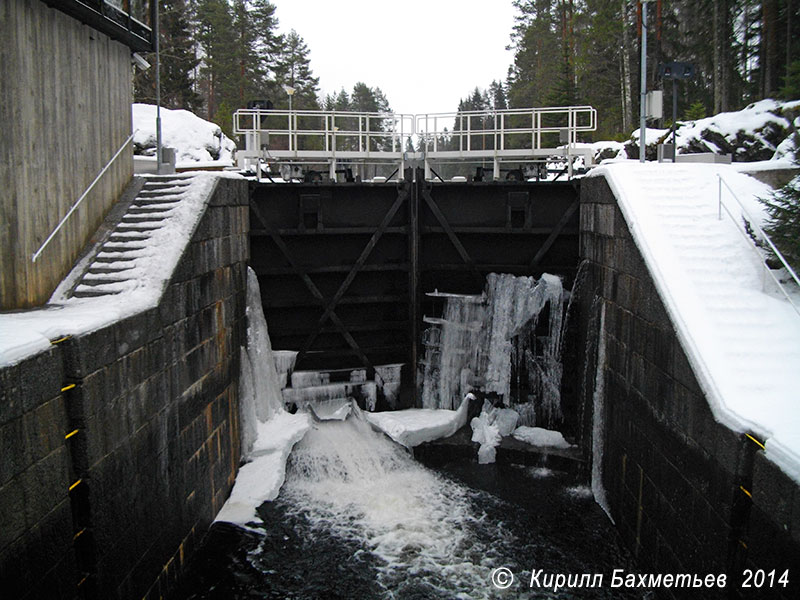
left=421, top=186, right=483, bottom=287
left=250, top=202, right=375, bottom=374
left=296, top=186, right=410, bottom=371
left=529, top=199, right=578, bottom=269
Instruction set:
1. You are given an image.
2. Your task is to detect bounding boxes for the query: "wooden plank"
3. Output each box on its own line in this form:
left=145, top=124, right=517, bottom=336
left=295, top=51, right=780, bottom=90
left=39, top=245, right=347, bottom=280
left=251, top=226, right=408, bottom=236
left=271, top=321, right=408, bottom=337
left=421, top=226, right=578, bottom=236
left=254, top=263, right=410, bottom=276
left=264, top=295, right=408, bottom=309
left=408, top=171, right=420, bottom=402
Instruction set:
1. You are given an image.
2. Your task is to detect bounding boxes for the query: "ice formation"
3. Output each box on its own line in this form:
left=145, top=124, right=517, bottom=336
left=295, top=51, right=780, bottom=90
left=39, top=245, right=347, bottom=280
left=216, top=267, right=310, bottom=525
left=419, top=273, right=566, bottom=428
left=366, top=395, right=469, bottom=448
left=512, top=426, right=573, bottom=449
left=590, top=301, right=612, bottom=520
left=240, top=268, right=283, bottom=436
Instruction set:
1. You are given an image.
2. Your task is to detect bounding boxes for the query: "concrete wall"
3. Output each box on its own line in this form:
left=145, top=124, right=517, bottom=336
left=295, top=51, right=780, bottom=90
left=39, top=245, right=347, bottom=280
left=0, top=0, right=133, bottom=309
left=0, top=177, right=250, bottom=600
left=580, top=175, right=800, bottom=599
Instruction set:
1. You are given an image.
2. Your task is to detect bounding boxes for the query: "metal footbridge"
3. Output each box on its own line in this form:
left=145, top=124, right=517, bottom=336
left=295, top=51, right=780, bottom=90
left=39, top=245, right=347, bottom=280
left=234, top=105, right=598, bottom=181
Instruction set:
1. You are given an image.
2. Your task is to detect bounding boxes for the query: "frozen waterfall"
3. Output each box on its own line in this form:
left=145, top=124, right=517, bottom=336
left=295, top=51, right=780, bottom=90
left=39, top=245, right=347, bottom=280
left=419, top=272, right=566, bottom=428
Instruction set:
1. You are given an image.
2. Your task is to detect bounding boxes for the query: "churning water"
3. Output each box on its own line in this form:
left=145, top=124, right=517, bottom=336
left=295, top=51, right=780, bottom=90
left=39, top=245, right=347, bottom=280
left=175, top=412, right=642, bottom=600
left=173, top=268, right=641, bottom=599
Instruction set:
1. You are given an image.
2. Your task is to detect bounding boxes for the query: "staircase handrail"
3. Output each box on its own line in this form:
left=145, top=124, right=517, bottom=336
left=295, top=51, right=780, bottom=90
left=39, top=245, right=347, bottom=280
left=32, top=131, right=137, bottom=263
left=717, top=174, right=800, bottom=315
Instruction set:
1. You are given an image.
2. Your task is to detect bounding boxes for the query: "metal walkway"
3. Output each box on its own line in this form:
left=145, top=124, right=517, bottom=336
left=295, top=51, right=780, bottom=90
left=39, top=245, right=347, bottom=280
left=234, top=106, right=597, bottom=181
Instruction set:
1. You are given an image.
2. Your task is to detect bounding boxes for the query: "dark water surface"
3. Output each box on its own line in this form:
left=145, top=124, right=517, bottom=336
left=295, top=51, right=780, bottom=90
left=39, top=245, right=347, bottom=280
left=173, top=449, right=647, bottom=600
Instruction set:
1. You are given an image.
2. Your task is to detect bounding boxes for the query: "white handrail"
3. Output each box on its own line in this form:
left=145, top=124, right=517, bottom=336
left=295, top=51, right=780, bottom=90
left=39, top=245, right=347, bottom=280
left=32, top=131, right=136, bottom=263
left=717, top=174, right=800, bottom=315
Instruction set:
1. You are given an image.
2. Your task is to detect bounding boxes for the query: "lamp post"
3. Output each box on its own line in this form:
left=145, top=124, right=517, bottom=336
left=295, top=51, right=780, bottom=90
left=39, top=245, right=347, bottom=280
left=283, top=84, right=296, bottom=152
left=155, top=0, right=162, bottom=174
left=640, top=0, right=653, bottom=163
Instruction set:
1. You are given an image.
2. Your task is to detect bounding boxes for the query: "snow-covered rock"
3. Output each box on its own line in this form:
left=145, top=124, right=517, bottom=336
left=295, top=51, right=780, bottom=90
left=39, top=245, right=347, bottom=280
left=132, top=103, right=236, bottom=164
left=623, top=99, right=800, bottom=162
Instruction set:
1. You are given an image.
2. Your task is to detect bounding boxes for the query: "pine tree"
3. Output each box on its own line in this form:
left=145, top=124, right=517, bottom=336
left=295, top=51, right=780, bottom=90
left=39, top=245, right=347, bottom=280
left=134, top=0, right=200, bottom=110
left=273, top=30, right=320, bottom=110
left=195, top=0, right=238, bottom=121
left=762, top=174, right=800, bottom=273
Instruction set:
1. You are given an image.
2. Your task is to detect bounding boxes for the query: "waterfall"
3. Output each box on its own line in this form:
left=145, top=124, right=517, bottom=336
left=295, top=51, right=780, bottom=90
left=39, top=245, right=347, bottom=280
left=419, top=273, right=566, bottom=428
left=279, top=414, right=508, bottom=596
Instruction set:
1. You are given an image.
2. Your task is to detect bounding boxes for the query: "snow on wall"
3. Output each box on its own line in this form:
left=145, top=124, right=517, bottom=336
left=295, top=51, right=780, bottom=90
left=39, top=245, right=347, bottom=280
left=591, top=162, right=800, bottom=483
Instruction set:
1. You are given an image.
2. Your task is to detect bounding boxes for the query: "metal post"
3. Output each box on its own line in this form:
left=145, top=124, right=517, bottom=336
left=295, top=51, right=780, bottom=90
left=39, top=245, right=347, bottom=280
left=155, top=0, right=162, bottom=174
left=640, top=0, right=650, bottom=163
left=408, top=170, right=420, bottom=405
left=672, top=77, right=678, bottom=147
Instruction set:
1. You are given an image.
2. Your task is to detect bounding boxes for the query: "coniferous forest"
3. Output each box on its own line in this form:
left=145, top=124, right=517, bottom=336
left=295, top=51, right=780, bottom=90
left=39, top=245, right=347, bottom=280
left=135, top=1, right=800, bottom=141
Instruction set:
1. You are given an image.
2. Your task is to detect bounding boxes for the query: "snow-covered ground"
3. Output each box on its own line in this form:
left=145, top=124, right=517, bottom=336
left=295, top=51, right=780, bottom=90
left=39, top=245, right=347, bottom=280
left=0, top=173, right=238, bottom=367
left=592, top=161, right=800, bottom=483
left=132, top=103, right=236, bottom=166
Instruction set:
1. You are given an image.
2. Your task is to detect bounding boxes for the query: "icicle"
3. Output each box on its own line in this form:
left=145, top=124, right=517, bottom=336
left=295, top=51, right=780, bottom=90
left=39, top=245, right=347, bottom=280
left=238, top=346, right=258, bottom=457
left=419, top=272, right=566, bottom=429
left=591, top=300, right=612, bottom=520
left=246, top=267, right=284, bottom=421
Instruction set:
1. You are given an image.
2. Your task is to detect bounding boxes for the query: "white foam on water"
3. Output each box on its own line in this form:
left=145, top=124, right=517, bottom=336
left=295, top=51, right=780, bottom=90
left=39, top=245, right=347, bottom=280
left=280, top=416, right=512, bottom=597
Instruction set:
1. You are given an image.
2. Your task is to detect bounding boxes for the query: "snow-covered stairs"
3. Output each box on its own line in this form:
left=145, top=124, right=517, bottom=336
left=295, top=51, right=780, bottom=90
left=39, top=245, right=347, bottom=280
left=68, top=176, right=193, bottom=299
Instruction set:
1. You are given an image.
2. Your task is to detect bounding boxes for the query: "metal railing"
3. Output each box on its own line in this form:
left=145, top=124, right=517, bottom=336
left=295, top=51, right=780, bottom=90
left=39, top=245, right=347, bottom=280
left=234, top=105, right=598, bottom=179
left=415, top=105, right=598, bottom=154
left=234, top=109, right=414, bottom=157
left=717, top=174, right=800, bottom=315
left=32, top=131, right=136, bottom=263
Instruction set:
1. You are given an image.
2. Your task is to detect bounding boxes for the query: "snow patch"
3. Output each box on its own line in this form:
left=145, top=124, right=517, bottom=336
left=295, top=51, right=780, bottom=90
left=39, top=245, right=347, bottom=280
left=132, top=103, right=236, bottom=164
left=512, top=426, right=573, bottom=449
left=366, top=396, right=469, bottom=448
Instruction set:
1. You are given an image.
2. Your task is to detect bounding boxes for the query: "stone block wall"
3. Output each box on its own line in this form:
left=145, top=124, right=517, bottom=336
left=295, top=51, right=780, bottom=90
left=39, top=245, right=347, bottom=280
left=0, top=176, right=250, bottom=599
left=580, top=175, right=799, bottom=599
left=0, top=348, right=75, bottom=598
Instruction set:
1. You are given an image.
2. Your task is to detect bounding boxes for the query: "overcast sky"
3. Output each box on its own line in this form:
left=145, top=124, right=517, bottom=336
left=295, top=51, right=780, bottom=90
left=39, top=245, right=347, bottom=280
left=272, top=0, right=518, bottom=116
